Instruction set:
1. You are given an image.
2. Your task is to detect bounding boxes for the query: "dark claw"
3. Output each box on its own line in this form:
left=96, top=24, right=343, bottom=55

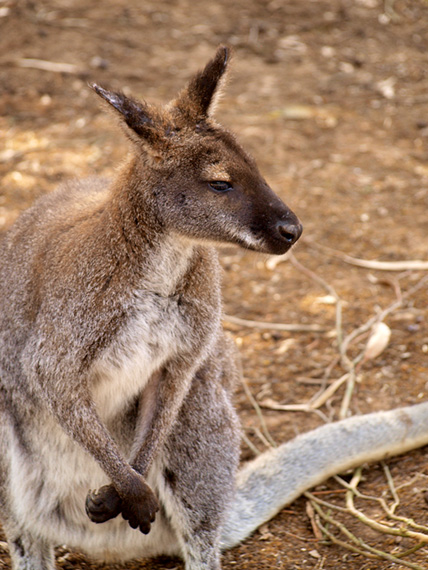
left=140, top=522, right=151, bottom=535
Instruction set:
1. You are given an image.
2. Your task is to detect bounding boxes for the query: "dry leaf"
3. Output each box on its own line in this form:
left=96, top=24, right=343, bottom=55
left=306, top=501, right=323, bottom=541
left=314, top=294, right=337, bottom=305
left=275, top=338, right=296, bottom=355
left=363, top=322, right=391, bottom=361
left=257, top=523, right=274, bottom=541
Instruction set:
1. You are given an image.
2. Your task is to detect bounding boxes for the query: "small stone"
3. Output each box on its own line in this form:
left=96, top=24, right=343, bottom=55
left=90, top=56, right=109, bottom=70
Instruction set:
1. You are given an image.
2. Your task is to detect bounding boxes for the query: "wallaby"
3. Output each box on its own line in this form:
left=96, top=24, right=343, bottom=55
left=0, top=46, right=427, bottom=570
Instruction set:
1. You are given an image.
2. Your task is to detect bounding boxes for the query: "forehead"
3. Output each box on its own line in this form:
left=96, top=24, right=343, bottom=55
left=201, top=162, right=232, bottom=180
left=194, top=125, right=256, bottom=170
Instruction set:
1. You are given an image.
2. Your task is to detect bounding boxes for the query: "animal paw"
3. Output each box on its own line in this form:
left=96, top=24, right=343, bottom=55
left=121, top=481, right=159, bottom=534
left=85, top=484, right=122, bottom=523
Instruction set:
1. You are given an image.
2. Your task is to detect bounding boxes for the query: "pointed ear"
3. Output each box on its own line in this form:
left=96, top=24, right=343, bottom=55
left=91, top=84, right=164, bottom=148
left=173, top=46, right=231, bottom=122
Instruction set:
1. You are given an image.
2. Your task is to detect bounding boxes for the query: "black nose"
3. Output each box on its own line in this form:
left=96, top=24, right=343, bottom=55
left=276, top=220, right=303, bottom=245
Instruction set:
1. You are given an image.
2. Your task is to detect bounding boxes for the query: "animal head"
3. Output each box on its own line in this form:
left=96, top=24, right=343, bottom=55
left=92, top=46, right=302, bottom=255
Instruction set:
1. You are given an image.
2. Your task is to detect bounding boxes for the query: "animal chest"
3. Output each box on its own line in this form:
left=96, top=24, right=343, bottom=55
left=90, top=288, right=207, bottom=421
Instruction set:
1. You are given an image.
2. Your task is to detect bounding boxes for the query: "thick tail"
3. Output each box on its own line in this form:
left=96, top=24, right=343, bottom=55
left=221, top=402, right=428, bottom=549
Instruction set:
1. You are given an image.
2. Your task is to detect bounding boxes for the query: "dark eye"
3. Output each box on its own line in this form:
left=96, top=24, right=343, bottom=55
left=208, top=181, right=233, bottom=193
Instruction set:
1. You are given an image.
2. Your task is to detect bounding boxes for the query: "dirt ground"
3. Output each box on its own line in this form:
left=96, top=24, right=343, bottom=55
left=1, top=0, right=428, bottom=568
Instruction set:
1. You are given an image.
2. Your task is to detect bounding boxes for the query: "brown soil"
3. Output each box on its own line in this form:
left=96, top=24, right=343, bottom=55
left=1, top=0, right=428, bottom=568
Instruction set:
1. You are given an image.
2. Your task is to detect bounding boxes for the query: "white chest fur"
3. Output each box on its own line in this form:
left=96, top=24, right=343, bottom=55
left=90, top=237, right=199, bottom=422
left=91, top=292, right=193, bottom=420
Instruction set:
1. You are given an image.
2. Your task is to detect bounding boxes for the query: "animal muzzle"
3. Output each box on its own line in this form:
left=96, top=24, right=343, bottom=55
left=249, top=212, right=302, bottom=255
left=275, top=218, right=303, bottom=247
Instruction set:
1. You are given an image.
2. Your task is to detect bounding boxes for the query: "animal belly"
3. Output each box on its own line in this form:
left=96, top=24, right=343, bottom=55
left=9, top=418, right=179, bottom=560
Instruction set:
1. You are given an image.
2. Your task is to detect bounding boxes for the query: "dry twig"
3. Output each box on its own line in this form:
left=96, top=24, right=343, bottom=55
left=344, top=468, right=428, bottom=543
left=241, top=377, right=277, bottom=448
left=304, top=463, right=428, bottom=569
left=15, top=58, right=83, bottom=74
left=223, top=314, right=324, bottom=332
left=305, top=239, right=428, bottom=271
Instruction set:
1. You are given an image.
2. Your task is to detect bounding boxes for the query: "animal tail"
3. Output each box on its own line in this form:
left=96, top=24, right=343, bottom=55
left=220, top=402, right=428, bottom=549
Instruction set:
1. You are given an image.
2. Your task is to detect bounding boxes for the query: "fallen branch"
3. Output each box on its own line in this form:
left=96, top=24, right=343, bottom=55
left=306, top=500, right=323, bottom=541
left=241, top=378, right=277, bottom=448
left=332, top=254, right=428, bottom=272
left=223, top=314, right=324, bottom=332
left=345, top=467, right=428, bottom=543
left=288, top=253, right=347, bottom=368
left=306, top=489, right=428, bottom=569
left=312, top=506, right=425, bottom=570
left=309, top=373, right=349, bottom=409
left=259, top=398, right=329, bottom=422
left=15, top=58, right=83, bottom=74
left=335, top=467, right=428, bottom=535
left=241, top=431, right=261, bottom=456
left=305, top=239, right=428, bottom=271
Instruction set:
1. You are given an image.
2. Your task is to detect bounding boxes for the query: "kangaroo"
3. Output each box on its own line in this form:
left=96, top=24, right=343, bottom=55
left=0, top=46, right=428, bottom=570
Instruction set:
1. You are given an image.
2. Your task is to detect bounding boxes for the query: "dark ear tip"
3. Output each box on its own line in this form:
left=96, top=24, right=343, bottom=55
left=89, top=84, right=128, bottom=116
left=216, top=45, right=231, bottom=68
left=90, top=83, right=108, bottom=97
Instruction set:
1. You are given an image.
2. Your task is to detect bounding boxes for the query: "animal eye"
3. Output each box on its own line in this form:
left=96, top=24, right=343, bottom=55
left=208, top=181, right=233, bottom=193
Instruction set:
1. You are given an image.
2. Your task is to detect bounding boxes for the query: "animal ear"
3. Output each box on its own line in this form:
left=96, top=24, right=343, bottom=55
left=173, top=46, right=231, bottom=122
left=91, top=84, right=164, bottom=149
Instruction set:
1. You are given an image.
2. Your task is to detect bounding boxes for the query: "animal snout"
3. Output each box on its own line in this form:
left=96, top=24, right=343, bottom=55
left=275, top=219, right=303, bottom=246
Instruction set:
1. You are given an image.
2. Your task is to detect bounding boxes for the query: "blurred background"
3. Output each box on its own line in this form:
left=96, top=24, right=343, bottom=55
left=1, top=0, right=428, bottom=568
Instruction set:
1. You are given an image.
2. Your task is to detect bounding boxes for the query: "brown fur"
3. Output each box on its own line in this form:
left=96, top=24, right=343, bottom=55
left=0, top=46, right=301, bottom=569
